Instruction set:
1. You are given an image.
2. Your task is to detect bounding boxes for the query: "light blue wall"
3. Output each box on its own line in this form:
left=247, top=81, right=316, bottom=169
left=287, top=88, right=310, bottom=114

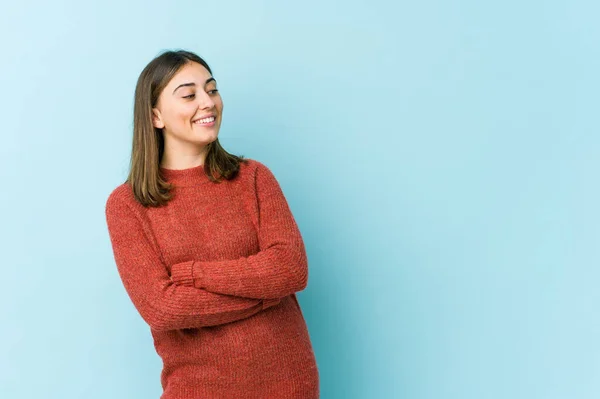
left=1, top=1, right=598, bottom=398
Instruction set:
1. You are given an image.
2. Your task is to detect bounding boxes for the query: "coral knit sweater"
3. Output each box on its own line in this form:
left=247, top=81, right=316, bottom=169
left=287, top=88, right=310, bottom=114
left=104, top=159, right=319, bottom=399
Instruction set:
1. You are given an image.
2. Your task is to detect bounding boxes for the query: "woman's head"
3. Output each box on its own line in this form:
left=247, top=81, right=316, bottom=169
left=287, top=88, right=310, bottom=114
left=128, top=50, right=246, bottom=207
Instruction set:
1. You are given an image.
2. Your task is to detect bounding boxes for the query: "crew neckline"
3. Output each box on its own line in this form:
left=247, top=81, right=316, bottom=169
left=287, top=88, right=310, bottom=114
left=159, top=163, right=213, bottom=187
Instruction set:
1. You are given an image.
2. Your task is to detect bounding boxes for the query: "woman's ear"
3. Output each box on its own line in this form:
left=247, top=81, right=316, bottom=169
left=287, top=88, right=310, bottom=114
left=152, top=108, right=165, bottom=129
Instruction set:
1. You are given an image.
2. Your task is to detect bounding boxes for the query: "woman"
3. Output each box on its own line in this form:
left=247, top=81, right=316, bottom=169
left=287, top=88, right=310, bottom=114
left=105, top=50, right=320, bottom=398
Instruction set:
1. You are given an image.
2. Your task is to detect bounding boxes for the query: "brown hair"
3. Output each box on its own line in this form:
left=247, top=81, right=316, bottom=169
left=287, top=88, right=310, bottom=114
left=126, top=49, right=247, bottom=207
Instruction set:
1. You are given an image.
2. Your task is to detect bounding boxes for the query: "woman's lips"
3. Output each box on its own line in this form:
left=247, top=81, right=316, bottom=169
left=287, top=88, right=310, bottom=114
left=193, top=116, right=216, bottom=126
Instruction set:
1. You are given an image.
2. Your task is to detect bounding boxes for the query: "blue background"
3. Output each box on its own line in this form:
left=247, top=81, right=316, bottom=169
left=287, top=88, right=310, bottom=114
left=1, top=1, right=598, bottom=398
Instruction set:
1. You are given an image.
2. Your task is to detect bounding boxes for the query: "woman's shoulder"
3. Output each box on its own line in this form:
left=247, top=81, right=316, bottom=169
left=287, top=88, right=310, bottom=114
left=105, top=182, right=138, bottom=214
left=239, top=158, right=285, bottom=193
left=239, top=157, right=274, bottom=178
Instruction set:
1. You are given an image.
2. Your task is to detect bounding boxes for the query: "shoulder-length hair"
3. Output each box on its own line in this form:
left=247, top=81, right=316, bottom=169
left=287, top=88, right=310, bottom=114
left=126, top=49, right=247, bottom=207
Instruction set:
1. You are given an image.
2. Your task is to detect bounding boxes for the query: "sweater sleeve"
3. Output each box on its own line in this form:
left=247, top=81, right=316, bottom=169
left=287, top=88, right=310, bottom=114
left=105, top=189, right=279, bottom=332
left=170, top=162, right=308, bottom=299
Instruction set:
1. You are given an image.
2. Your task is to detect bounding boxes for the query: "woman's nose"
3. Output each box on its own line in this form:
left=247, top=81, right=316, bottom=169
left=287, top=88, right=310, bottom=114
left=197, top=91, right=215, bottom=109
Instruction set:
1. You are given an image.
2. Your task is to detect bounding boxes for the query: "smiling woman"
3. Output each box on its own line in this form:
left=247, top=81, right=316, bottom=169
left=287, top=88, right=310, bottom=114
left=127, top=50, right=240, bottom=207
left=104, top=50, right=320, bottom=399
left=151, top=62, right=223, bottom=168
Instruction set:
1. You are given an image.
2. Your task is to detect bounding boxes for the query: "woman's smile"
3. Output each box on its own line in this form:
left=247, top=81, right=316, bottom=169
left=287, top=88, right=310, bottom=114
left=193, top=115, right=216, bottom=126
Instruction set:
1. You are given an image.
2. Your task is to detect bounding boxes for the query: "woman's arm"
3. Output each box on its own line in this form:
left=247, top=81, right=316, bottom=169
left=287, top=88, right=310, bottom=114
left=170, top=162, right=308, bottom=300
left=105, top=189, right=279, bottom=332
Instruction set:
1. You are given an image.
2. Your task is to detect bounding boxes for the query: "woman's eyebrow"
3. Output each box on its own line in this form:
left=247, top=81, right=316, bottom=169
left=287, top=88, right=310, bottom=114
left=173, top=78, right=216, bottom=94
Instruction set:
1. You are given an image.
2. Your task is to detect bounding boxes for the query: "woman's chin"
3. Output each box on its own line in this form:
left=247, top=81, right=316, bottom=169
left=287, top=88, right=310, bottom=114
left=192, top=133, right=219, bottom=146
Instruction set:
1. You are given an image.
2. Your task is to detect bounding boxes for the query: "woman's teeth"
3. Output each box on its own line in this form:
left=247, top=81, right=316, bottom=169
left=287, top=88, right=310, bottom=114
left=194, top=116, right=215, bottom=124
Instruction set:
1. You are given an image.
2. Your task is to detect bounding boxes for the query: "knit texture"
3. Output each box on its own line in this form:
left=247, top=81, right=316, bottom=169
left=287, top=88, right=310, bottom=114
left=105, top=159, right=319, bottom=399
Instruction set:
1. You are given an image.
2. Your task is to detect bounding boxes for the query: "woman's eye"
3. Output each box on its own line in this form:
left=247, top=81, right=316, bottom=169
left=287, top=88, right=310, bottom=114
left=208, top=89, right=219, bottom=94
left=183, top=94, right=195, bottom=99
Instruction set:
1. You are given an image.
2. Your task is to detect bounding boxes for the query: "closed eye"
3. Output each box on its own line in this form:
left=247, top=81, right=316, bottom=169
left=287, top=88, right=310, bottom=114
left=183, top=90, right=217, bottom=98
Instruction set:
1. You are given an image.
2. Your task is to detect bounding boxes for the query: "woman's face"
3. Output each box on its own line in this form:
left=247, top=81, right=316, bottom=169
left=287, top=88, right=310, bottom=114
left=152, top=61, right=223, bottom=151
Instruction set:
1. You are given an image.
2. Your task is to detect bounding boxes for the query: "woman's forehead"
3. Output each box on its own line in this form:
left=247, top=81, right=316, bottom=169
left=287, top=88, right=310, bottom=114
left=169, top=62, right=212, bottom=88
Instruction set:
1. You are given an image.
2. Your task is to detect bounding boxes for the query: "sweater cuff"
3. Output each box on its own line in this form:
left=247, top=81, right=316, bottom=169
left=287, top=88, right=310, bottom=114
left=262, top=298, right=281, bottom=310
left=170, top=260, right=195, bottom=287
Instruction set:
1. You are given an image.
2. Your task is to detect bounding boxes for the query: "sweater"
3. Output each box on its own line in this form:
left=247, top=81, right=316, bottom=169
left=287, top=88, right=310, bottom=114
left=104, top=159, right=319, bottom=399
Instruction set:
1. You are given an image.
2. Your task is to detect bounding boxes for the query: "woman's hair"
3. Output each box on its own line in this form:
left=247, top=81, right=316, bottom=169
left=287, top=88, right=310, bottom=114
left=126, top=49, right=247, bottom=207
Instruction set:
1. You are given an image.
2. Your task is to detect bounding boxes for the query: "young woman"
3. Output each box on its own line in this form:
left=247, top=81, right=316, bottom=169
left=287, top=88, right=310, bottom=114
left=105, top=50, right=320, bottom=398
